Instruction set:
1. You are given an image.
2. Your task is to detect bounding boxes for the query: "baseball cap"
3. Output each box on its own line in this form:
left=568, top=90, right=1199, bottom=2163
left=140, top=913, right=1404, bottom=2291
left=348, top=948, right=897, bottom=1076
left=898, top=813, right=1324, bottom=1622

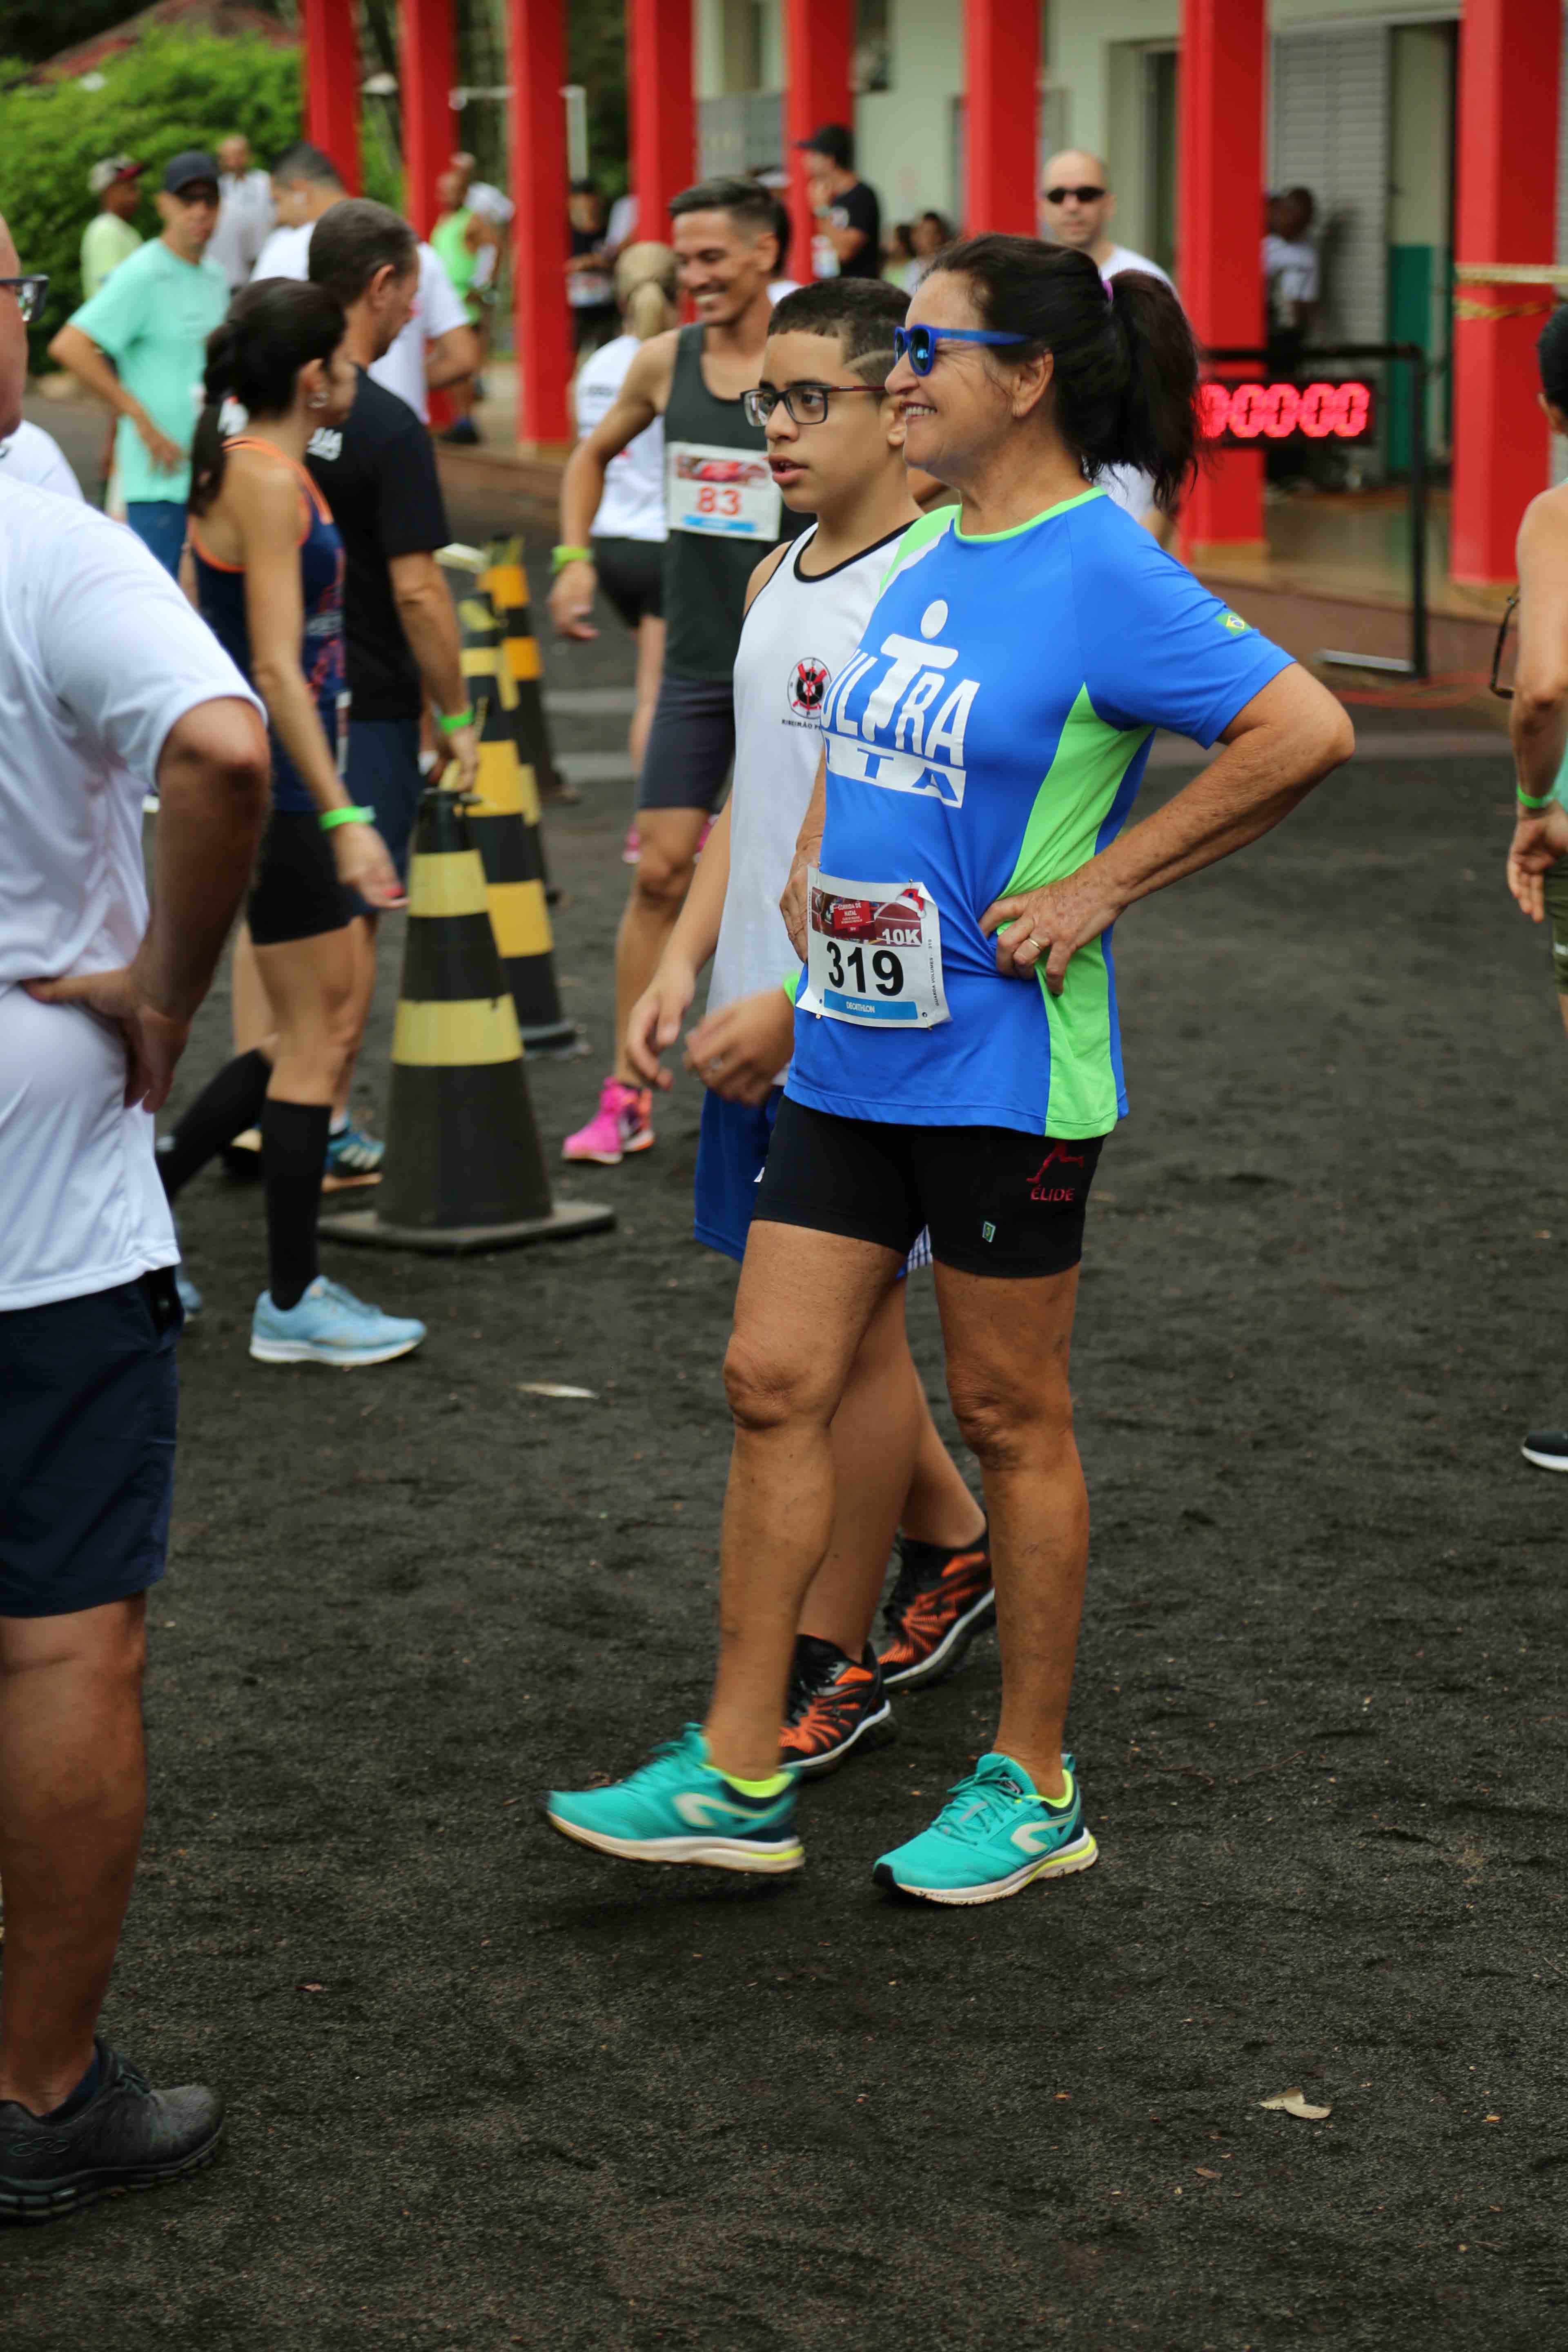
left=162, top=150, right=220, bottom=196
left=88, top=156, right=143, bottom=196
left=795, top=124, right=852, bottom=169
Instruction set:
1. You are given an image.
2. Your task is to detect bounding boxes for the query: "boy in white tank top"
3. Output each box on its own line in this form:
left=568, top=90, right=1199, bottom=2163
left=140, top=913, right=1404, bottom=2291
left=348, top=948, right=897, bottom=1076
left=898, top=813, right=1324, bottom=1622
left=615, top=282, right=992, bottom=1780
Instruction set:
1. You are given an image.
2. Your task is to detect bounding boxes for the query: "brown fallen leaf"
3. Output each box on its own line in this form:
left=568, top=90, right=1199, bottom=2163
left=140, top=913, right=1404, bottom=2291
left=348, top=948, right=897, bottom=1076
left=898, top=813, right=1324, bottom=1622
left=517, top=1381, right=596, bottom=1401
left=297, top=1981, right=325, bottom=1994
left=1196, top=2167, right=1221, bottom=2179
left=1260, top=2086, right=1331, bottom=2120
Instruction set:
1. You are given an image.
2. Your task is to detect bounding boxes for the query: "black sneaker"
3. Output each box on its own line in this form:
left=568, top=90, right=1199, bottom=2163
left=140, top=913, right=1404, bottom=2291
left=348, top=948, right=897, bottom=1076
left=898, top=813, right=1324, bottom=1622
left=1522, top=1429, right=1568, bottom=1472
left=877, top=1525, right=994, bottom=1689
left=0, top=2040, right=224, bottom=2225
left=779, top=1636, right=892, bottom=1776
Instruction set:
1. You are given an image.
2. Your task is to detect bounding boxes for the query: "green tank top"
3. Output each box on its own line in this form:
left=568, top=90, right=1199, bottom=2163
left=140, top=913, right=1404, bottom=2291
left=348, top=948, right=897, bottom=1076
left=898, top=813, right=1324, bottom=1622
left=430, top=209, right=475, bottom=304
left=661, top=325, right=803, bottom=680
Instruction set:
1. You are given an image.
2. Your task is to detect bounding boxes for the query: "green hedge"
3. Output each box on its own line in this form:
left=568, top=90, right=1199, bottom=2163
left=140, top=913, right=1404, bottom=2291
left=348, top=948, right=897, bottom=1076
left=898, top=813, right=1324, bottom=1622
left=0, top=28, right=402, bottom=364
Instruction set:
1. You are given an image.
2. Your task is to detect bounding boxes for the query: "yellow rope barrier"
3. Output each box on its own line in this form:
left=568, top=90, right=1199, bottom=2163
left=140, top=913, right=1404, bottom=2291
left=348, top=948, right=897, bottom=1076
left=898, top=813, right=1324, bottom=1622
left=1454, top=296, right=1555, bottom=321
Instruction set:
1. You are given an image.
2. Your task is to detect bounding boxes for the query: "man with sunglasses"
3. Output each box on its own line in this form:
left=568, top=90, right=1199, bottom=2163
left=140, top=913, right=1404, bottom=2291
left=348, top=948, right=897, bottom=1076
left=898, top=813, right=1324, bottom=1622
left=50, top=152, right=228, bottom=577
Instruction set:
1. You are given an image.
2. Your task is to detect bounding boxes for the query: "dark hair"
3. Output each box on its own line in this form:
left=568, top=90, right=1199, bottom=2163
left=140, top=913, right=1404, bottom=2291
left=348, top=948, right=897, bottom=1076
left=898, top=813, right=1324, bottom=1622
left=768, top=278, right=908, bottom=381
left=1539, top=305, right=1568, bottom=408
left=920, top=210, right=953, bottom=237
left=269, top=140, right=342, bottom=188
left=307, top=197, right=418, bottom=307
left=929, top=233, right=1200, bottom=512
left=670, top=175, right=780, bottom=247
left=189, top=279, right=345, bottom=516
left=769, top=195, right=791, bottom=275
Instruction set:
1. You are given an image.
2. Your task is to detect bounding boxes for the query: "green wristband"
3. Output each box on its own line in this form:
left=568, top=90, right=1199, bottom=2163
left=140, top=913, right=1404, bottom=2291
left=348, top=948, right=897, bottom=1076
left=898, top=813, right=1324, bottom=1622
left=437, top=707, right=474, bottom=734
left=1517, top=787, right=1555, bottom=809
left=319, top=804, right=375, bottom=833
left=552, top=543, right=592, bottom=573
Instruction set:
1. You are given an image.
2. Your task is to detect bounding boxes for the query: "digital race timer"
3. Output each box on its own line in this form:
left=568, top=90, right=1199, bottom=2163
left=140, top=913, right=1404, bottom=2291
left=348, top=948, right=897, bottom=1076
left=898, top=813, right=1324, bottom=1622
left=1199, top=378, right=1376, bottom=444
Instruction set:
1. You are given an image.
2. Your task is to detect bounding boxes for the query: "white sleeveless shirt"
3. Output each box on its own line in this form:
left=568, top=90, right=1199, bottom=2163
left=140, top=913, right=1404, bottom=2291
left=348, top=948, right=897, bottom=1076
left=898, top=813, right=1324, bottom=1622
left=709, top=519, right=910, bottom=1020
left=575, top=334, right=667, bottom=543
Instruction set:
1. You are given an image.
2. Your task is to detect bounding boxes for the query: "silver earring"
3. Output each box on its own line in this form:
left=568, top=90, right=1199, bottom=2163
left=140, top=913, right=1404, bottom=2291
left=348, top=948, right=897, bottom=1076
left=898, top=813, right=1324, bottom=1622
left=309, top=388, right=329, bottom=410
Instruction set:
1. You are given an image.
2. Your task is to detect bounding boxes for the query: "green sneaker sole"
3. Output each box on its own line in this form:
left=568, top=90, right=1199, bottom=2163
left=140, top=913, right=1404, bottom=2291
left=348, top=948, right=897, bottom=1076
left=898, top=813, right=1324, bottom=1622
left=873, top=1826, right=1098, bottom=1907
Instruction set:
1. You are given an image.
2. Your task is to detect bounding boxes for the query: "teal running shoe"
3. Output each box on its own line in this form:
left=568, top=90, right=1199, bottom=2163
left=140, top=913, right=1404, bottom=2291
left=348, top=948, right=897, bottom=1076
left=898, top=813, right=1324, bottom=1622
left=324, top=1120, right=384, bottom=1185
left=873, top=1751, right=1097, bottom=1906
left=546, top=1724, right=804, bottom=1874
left=249, top=1278, right=425, bottom=1368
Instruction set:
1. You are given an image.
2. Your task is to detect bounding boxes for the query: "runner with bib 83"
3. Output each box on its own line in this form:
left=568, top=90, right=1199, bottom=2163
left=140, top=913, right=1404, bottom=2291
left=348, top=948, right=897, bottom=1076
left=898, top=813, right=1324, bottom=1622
left=550, top=233, right=1353, bottom=1904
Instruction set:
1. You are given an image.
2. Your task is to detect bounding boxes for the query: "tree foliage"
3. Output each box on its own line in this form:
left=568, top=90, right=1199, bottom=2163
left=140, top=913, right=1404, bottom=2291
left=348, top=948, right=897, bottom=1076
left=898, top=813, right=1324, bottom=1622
left=0, top=27, right=399, bottom=363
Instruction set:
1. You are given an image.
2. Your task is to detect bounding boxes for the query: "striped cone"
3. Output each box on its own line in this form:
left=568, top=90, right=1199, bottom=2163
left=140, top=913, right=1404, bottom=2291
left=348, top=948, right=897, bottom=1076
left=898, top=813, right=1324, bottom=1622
left=319, top=788, right=612, bottom=1254
left=483, top=537, right=573, bottom=808
left=440, top=551, right=577, bottom=1056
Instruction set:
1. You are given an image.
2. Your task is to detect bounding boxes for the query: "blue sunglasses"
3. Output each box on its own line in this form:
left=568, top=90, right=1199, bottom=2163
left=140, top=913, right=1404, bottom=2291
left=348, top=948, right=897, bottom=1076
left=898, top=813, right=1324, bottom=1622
left=892, top=324, right=1030, bottom=376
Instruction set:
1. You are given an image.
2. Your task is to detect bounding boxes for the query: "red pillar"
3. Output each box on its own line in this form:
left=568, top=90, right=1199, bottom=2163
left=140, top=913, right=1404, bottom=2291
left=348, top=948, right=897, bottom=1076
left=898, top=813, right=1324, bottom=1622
left=399, top=0, right=454, bottom=238
left=628, top=0, right=696, bottom=249
left=782, top=0, right=853, bottom=282
left=1176, top=0, right=1265, bottom=557
left=301, top=0, right=361, bottom=194
left=964, top=0, right=1038, bottom=237
left=506, top=0, right=572, bottom=441
left=1451, top=0, right=1561, bottom=586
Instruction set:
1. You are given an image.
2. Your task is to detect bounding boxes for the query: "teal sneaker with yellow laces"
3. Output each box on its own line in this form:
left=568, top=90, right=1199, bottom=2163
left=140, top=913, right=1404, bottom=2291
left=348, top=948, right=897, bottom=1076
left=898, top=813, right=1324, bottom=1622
left=546, top=1723, right=804, bottom=1875
left=872, top=1751, right=1097, bottom=1905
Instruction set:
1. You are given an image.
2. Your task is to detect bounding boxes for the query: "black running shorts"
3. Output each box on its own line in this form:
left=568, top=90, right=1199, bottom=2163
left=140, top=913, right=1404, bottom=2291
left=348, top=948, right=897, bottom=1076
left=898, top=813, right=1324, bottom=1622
left=753, top=1096, right=1105, bottom=1279
left=592, top=534, right=664, bottom=629
left=248, top=809, right=354, bottom=947
left=636, top=670, right=733, bottom=813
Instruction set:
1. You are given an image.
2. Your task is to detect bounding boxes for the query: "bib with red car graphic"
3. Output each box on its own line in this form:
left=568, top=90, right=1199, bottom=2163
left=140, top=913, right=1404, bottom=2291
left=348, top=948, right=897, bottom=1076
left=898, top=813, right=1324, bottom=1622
left=799, top=869, right=950, bottom=1028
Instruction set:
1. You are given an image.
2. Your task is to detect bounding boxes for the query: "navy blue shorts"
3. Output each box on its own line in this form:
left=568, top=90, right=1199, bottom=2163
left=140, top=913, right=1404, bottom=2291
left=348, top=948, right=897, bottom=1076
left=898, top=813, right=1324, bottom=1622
left=346, top=717, right=425, bottom=879
left=694, top=1087, right=782, bottom=1263
left=0, top=1270, right=183, bottom=1619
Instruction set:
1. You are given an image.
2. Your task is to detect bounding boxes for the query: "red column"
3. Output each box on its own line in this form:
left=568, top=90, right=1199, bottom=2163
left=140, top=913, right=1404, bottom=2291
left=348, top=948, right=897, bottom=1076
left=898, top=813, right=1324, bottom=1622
left=301, top=0, right=361, bottom=194
left=964, top=0, right=1038, bottom=236
left=628, top=0, right=696, bottom=249
left=782, top=0, right=853, bottom=282
left=506, top=0, right=572, bottom=441
left=1451, top=0, right=1561, bottom=586
left=399, top=0, right=454, bottom=238
left=1176, top=0, right=1265, bottom=557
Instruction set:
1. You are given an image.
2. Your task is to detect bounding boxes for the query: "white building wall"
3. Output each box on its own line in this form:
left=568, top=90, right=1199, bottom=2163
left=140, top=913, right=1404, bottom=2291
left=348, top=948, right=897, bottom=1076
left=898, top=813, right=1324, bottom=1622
left=855, top=0, right=966, bottom=225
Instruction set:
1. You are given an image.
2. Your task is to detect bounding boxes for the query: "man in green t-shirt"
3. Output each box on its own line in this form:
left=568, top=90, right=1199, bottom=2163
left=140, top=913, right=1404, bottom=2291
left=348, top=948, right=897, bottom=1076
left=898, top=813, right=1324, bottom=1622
left=51, top=150, right=228, bottom=575
left=79, top=157, right=144, bottom=299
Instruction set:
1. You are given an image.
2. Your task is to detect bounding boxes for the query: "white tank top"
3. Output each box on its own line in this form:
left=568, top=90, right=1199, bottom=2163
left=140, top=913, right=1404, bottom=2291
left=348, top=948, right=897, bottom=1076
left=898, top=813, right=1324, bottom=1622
left=709, top=518, right=911, bottom=1025
left=575, top=334, right=667, bottom=543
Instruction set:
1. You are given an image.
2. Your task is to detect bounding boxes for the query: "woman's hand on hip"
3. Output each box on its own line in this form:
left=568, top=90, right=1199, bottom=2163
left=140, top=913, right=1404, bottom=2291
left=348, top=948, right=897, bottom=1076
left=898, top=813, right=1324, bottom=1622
left=980, top=865, right=1127, bottom=996
left=780, top=845, right=818, bottom=961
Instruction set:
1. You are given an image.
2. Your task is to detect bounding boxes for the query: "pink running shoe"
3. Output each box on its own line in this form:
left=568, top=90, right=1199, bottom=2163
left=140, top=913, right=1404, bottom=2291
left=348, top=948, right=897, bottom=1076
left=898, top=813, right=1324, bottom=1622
left=563, top=1077, right=655, bottom=1165
left=622, top=823, right=641, bottom=866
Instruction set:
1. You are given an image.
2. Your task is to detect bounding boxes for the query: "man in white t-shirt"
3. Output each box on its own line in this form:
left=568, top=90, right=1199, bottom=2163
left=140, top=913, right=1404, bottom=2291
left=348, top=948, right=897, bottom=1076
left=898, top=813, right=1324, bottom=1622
left=209, top=134, right=274, bottom=290
left=1263, top=187, right=1320, bottom=347
left=256, top=142, right=476, bottom=423
left=1038, top=147, right=1177, bottom=531
left=0, top=214, right=269, bottom=2218
left=0, top=416, right=83, bottom=500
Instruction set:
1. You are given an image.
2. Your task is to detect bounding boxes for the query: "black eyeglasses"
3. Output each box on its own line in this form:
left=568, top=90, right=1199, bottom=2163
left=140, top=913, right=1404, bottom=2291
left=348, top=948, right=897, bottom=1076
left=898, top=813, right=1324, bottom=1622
left=742, top=383, right=885, bottom=427
left=891, top=323, right=1029, bottom=377
left=0, top=276, right=49, bottom=326
left=1490, top=590, right=1519, bottom=699
left=1042, top=185, right=1106, bottom=206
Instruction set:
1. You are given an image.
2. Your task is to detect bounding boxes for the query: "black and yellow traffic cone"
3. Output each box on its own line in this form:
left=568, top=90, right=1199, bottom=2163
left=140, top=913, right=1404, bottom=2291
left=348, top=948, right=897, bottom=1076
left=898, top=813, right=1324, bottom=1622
left=483, top=538, right=570, bottom=806
left=319, top=788, right=612, bottom=1254
left=440, top=550, right=578, bottom=1056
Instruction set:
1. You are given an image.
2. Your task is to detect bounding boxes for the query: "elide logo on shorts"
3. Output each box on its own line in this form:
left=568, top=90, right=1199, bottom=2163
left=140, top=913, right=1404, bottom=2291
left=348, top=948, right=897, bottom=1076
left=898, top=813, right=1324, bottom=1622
left=1028, top=1143, right=1085, bottom=1203
left=820, top=597, right=979, bottom=808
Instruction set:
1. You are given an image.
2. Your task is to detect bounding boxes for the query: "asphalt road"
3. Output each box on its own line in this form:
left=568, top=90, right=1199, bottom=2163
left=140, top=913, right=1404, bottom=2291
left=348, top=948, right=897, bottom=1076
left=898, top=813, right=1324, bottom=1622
left=6, top=394, right=1564, bottom=2348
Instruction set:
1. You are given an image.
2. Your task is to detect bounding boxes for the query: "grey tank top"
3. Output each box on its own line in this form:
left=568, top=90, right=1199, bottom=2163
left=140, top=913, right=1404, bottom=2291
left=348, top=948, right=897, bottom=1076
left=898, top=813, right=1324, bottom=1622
left=661, top=324, right=804, bottom=679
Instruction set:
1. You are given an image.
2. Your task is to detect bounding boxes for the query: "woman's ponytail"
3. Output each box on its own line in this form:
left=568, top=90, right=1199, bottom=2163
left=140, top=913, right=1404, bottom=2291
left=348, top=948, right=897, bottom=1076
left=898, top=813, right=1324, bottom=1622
left=614, top=241, right=678, bottom=342
left=188, top=320, right=239, bottom=517
left=928, top=233, right=1201, bottom=512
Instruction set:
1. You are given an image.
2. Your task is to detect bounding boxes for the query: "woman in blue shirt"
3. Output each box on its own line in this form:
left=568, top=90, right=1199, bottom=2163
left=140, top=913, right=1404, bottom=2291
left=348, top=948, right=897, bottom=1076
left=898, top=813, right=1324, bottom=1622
left=548, top=234, right=1354, bottom=1902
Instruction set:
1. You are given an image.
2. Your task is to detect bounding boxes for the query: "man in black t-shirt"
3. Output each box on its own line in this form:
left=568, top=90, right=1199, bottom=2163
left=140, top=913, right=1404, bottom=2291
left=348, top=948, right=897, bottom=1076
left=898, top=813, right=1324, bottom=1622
left=796, top=123, right=881, bottom=280
left=303, top=199, right=481, bottom=1166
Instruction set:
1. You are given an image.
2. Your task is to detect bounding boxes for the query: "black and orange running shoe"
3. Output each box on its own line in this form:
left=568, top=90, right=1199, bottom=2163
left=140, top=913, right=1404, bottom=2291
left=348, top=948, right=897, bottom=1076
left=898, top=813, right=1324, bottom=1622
left=876, top=1525, right=993, bottom=1690
left=779, top=1637, right=893, bottom=1777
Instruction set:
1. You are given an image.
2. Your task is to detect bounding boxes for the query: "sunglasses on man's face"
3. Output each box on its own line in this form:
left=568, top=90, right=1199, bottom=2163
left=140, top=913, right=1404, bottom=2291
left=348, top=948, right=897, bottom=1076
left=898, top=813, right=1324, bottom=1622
left=892, top=323, right=1029, bottom=377
left=1042, top=185, right=1106, bottom=206
left=0, top=276, right=49, bottom=326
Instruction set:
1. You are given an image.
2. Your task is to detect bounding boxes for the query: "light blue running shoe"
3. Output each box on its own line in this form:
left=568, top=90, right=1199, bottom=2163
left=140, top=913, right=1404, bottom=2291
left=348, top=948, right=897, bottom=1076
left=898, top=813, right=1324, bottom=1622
left=324, top=1121, right=385, bottom=1183
left=546, top=1723, right=804, bottom=1874
left=249, top=1277, right=425, bottom=1368
left=873, top=1751, right=1097, bottom=1906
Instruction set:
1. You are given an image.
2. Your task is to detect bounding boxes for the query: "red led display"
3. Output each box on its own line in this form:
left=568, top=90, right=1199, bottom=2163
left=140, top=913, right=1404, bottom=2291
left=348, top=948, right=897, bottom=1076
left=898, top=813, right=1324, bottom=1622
left=1199, top=379, right=1376, bottom=444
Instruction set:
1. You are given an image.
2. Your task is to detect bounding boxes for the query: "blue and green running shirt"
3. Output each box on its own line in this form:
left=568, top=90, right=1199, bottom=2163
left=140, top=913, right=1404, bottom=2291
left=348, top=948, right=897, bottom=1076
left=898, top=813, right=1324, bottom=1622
left=786, top=489, right=1294, bottom=1138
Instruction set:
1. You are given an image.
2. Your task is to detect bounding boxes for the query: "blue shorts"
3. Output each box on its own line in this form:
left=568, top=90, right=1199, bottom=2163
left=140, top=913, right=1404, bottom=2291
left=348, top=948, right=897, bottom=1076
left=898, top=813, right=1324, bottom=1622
left=125, top=501, right=187, bottom=577
left=695, top=1087, right=781, bottom=1263
left=0, top=1270, right=182, bottom=1619
left=346, top=717, right=425, bottom=878
left=695, top=1087, right=930, bottom=1273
